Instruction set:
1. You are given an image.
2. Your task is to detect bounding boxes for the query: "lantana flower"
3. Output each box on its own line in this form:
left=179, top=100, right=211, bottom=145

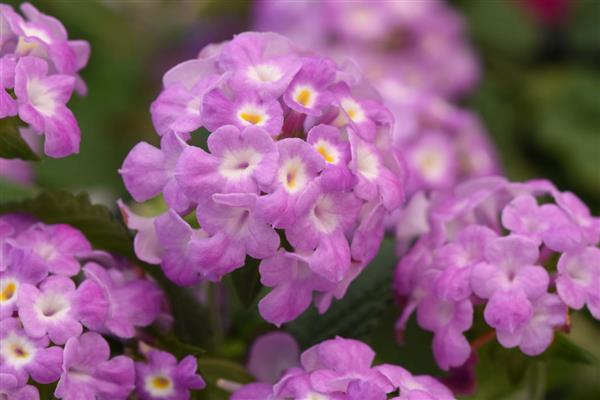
left=135, top=349, right=206, bottom=400
left=0, top=3, right=89, bottom=158
left=0, top=214, right=206, bottom=399
left=120, top=31, right=406, bottom=325
left=232, top=336, right=456, bottom=400
left=394, top=177, right=600, bottom=370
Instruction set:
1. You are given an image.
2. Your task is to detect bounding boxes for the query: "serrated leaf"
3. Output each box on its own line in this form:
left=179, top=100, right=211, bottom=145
left=0, top=117, right=40, bottom=161
left=230, top=256, right=262, bottom=307
left=287, top=238, right=396, bottom=347
left=0, top=190, right=133, bottom=257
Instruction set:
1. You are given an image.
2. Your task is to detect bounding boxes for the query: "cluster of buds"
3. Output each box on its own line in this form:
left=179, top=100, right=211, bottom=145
left=233, top=335, right=456, bottom=400
left=120, top=32, right=406, bottom=326
left=0, top=214, right=205, bottom=399
left=0, top=3, right=89, bottom=158
left=394, top=177, right=600, bottom=370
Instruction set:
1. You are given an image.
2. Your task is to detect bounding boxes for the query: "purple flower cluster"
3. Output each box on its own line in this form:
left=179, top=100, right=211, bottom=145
left=233, top=335, right=455, bottom=400
left=394, top=177, right=600, bottom=370
left=255, top=1, right=499, bottom=197
left=0, top=214, right=204, bottom=399
left=120, top=32, right=406, bottom=326
left=254, top=0, right=479, bottom=99
left=0, top=2, right=89, bottom=158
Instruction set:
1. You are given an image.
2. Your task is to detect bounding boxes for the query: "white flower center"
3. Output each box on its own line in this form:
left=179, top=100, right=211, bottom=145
left=279, top=157, right=308, bottom=193
left=144, top=374, right=175, bottom=398
left=247, top=64, right=283, bottom=83
left=310, top=195, right=339, bottom=234
left=355, top=145, right=379, bottom=180
left=303, top=392, right=330, bottom=400
left=237, top=104, right=268, bottom=127
left=219, top=148, right=263, bottom=180
left=0, top=333, right=36, bottom=368
left=27, top=79, right=57, bottom=116
left=412, top=147, right=447, bottom=182
left=341, top=98, right=366, bottom=123
left=20, top=24, right=52, bottom=43
left=35, top=292, right=70, bottom=321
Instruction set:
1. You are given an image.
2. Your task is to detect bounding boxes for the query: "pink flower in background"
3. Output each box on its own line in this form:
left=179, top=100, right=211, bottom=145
left=394, top=177, right=598, bottom=370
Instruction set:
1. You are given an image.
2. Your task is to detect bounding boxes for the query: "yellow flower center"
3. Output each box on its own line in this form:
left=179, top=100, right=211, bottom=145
left=317, top=145, right=334, bottom=163
left=151, top=376, right=172, bottom=390
left=10, top=344, right=28, bottom=359
left=0, top=282, right=16, bottom=302
left=240, top=112, right=263, bottom=125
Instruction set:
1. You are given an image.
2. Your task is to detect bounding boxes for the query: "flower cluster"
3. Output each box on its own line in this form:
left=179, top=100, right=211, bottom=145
left=394, top=177, right=600, bottom=370
left=233, top=335, right=456, bottom=400
left=119, top=32, right=406, bottom=326
left=0, top=214, right=205, bottom=399
left=253, top=0, right=499, bottom=198
left=0, top=2, right=89, bottom=158
left=253, top=0, right=480, bottom=100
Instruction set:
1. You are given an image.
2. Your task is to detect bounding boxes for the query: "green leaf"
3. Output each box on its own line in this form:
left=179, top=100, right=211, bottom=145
left=230, top=256, right=262, bottom=307
left=287, top=238, right=397, bottom=347
left=543, top=333, right=599, bottom=366
left=195, top=357, right=254, bottom=400
left=0, top=117, right=40, bottom=161
left=0, top=178, right=38, bottom=204
left=0, top=190, right=133, bottom=257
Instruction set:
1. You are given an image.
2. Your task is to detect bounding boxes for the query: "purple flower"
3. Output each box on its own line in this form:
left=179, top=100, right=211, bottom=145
left=556, top=247, right=600, bottom=319
left=501, top=194, right=574, bottom=248
left=0, top=372, right=39, bottom=400
left=405, top=132, right=458, bottom=192
left=14, top=222, right=91, bottom=276
left=117, top=200, right=162, bottom=265
left=0, top=318, right=62, bottom=386
left=255, top=138, right=325, bottom=228
left=120, top=132, right=192, bottom=212
left=13, top=56, right=79, bottom=157
left=287, top=190, right=362, bottom=283
left=176, top=124, right=278, bottom=202
left=283, top=57, right=336, bottom=116
left=135, top=350, right=205, bottom=400
left=121, top=31, right=407, bottom=325
left=247, top=332, right=300, bottom=384
left=150, top=58, right=222, bottom=136
left=0, top=246, right=47, bottom=319
left=193, top=193, right=280, bottom=280
left=16, top=275, right=95, bottom=345
left=417, top=294, right=473, bottom=370
left=375, top=364, right=455, bottom=400
left=55, top=332, right=135, bottom=400
left=349, top=131, right=404, bottom=211
left=471, top=236, right=549, bottom=332
left=218, top=32, right=301, bottom=98
left=234, top=336, right=456, bottom=400
left=434, top=225, right=497, bottom=301
left=333, top=82, right=391, bottom=142
left=495, top=293, right=567, bottom=356
left=153, top=210, right=206, bottom=285
left=201, top=88, right=283, bottom=137
left=81, top=263, right=162, bottom=338
left=258, top=250, right=336, bottom=326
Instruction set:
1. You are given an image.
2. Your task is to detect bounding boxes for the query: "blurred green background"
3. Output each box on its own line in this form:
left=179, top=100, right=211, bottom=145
left=3, top=0, right=599, bottom=399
